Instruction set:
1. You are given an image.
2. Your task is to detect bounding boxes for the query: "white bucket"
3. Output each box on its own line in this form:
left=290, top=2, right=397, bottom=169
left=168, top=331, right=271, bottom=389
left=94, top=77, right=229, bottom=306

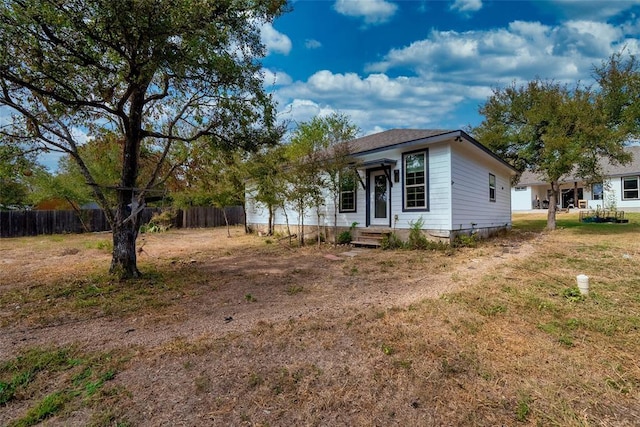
left=577, top=274, right=589, bottom=295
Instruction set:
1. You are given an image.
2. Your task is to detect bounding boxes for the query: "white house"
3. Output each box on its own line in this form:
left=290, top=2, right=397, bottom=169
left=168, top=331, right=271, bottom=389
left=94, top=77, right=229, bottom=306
left=246, top=129, right=518, bottom=243
left=511, top=146, right=640, bottom=212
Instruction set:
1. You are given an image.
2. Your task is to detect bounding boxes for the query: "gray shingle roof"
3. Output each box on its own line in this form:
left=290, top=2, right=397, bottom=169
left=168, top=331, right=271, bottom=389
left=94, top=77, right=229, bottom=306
left=516, top=145, right=640, bottom=185
left=347, top=129, right=454, bottom=155
left=342, top=128, right=516, bottom=173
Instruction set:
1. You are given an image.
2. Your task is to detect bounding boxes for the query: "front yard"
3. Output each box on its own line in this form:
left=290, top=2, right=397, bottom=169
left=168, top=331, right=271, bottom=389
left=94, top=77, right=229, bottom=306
left=1, top=213, right=639, bottom=426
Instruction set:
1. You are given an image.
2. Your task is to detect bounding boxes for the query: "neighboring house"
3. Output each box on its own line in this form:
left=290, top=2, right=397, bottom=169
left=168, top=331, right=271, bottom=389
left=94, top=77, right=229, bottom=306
left=246, top=129, right=517, bottom=242
left=511, top=146, right=640, bottom=211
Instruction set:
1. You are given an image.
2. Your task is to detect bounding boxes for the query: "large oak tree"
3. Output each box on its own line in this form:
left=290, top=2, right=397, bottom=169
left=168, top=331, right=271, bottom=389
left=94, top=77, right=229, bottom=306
left=0, top=0, right=287, bottom=277
left=473, top=78, right=631, bottom=230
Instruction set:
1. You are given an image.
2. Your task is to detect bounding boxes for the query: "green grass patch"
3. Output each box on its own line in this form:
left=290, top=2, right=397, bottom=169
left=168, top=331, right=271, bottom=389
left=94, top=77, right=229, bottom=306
left=515, top=392, right=532, bottom=422
left=0, top=264, right=206, bottom=327
left=84, top=240, right=113, bottom=251
left=1, top=346, right=130, bottom=426
left=512, top=212, right=640, bottom=233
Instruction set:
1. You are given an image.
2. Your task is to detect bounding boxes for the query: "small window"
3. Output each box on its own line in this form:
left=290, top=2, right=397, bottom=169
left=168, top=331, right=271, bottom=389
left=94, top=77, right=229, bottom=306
left=489, top=173, right=496, bottom=202
left=403, top=150, right=428, bottom=210
left=514, top=186, right=527, bottom=192
left=622, top=176, right=639, bottom=200
left=592, top=183, right=603, bottom=200
left=339, top=174, right=357, bottom=212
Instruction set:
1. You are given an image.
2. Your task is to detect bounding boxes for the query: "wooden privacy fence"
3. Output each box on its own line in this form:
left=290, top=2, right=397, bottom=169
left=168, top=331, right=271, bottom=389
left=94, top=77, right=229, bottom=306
left=0, top=206, right=244, bottom=238
left=180, top=206, right=244, bottom=229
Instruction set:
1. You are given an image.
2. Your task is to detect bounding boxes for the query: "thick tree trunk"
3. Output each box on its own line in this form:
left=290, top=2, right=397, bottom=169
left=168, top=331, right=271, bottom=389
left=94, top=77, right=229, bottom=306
left=546, top=181, right=559, bottom=230
left=110, top=86, right=145, bottom=279
left=110, top=206, right=141, bottom=278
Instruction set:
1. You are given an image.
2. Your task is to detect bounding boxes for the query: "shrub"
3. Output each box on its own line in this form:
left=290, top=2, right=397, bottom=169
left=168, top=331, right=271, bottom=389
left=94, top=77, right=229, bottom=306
left=381, top=232, right=404, bottom=250
left=407, top=217, right=429, bottom=249
left=453, top=232, right=479, bottom=248
left=141, top=210, right=176, bottom=233
left=336, top=222, right=358, bottom=245
left=337, top=231, right=352, bottom=244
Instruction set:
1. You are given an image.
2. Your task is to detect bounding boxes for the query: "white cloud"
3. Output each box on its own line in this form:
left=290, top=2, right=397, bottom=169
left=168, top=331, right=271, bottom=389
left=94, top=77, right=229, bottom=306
left=543, top=0, right=640, bottom=20
left=271, top=6, right=640, bottom=134
left=333, top=0, right=398, bottom=25
left=262, top=68, right=293, bottom=87
left=260, top=22, right=292, bottom=55
left=364, top=18, right=630, bottom=87
left=273, top=70, right=473, bottom=133
left=450, top=0, right=482, bottom=13
left=276, top=99, right=338, bottom=129
left=305, top=39, right=322, bottom=49
left=553, top=20, right=622, bottom=57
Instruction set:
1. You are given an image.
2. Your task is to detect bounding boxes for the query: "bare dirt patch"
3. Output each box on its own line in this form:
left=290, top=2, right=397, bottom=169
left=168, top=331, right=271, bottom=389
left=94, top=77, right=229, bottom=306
left=2, top=219, right=638, bottom=426
left=0, top=227, right=535, bottom=359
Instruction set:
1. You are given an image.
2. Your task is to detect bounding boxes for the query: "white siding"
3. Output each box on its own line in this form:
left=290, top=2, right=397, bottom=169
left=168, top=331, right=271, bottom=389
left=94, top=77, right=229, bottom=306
left=511, top=186, right=533, bottom=210
left=604, top=176, right=640, bottom=209
left=246, top=138, right=515, bottom=233
left=450, top=144, right=512, bottom=230
left=507, top=178, right=640, bottom=211
left=354, top=143, right=452, bottom=231
left=245, top=182, right=366, bottom=231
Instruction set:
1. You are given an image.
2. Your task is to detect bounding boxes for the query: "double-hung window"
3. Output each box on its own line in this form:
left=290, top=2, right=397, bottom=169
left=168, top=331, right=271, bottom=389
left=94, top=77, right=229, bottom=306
left=592, top=183, right=603, bottom=200
left=489, top=173, right=496, bottom=202
left=622, top=176, right=639, bottom=200
left=403, top=150, right=428, bottom=210
left=339, top=174, right=357, bottom=212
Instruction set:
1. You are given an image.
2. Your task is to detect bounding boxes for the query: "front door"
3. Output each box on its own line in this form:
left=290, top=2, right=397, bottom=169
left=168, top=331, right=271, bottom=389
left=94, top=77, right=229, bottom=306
left=370, top=169, right=389, bottom=226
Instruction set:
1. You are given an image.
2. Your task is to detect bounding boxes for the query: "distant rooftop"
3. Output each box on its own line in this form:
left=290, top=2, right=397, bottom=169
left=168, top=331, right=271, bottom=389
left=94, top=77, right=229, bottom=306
left=516, top=145, right=640, bottom=185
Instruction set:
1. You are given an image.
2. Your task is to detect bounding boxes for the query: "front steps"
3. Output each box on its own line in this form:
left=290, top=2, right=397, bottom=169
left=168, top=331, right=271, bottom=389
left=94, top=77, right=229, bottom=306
left=351, top=228, right=392, bottom=247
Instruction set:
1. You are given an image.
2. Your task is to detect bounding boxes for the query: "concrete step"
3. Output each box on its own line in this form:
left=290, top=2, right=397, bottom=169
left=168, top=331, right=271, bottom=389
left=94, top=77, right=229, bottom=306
left=352, top=228, right=392, bottom=247
left=350, top=239, right=383, bottom=247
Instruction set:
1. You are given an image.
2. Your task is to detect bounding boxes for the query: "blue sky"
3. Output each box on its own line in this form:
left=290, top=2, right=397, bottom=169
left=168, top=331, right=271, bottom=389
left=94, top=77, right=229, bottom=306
left=5, top=0, right=640, bottom=170
left=259, top=0, right=640, bottom=136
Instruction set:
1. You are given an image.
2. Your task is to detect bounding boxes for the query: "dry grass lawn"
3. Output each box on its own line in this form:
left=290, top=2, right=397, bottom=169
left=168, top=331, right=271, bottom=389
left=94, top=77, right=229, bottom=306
left=1, top=212, right=639, bottom=426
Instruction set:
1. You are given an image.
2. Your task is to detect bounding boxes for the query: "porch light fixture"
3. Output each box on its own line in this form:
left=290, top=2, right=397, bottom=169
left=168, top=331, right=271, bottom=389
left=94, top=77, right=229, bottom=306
left=394, top=169, right=400, bottom=183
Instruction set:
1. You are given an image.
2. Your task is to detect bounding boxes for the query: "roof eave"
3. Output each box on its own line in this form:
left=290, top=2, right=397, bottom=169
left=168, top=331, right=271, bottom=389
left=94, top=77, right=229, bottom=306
left=351, top=129, right=518, bottom=175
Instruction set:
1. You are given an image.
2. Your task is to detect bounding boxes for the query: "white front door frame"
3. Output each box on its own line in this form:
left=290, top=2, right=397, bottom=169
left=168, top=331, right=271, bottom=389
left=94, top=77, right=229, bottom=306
left=369, top=168, right=391, bottom=227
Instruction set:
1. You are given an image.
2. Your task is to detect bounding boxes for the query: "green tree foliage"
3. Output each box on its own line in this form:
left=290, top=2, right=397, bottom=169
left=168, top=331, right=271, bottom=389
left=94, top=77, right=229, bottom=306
left=246, top=144, right=288, bottom=236
left=293, top=113, right=359, bottom=245
left=173, top=144, right=251, bottom=236
left=247, top=113, right=359, bottom=244
left=0, top=0, right=287, bottom=278
left=285, top=124, right=325, bottom=245
left=46, top=132, right=177, bottom=210
left=594, top=52, right=640, bottom=138
left=473, top=78, right=631, bottom=230
left=0, top=143, right=42, bottom=209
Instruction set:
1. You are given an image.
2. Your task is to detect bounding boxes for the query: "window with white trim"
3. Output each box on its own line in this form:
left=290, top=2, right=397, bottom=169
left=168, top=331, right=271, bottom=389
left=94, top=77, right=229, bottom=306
left=403, top=151, right=427, bottom=210
left=592, top=183, right=603, bottom=200
left=489, top=173, right=496, bottom=202
left=339, top=174, right=357, bottom=212
left=622, top=176, right=639, bottom=200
